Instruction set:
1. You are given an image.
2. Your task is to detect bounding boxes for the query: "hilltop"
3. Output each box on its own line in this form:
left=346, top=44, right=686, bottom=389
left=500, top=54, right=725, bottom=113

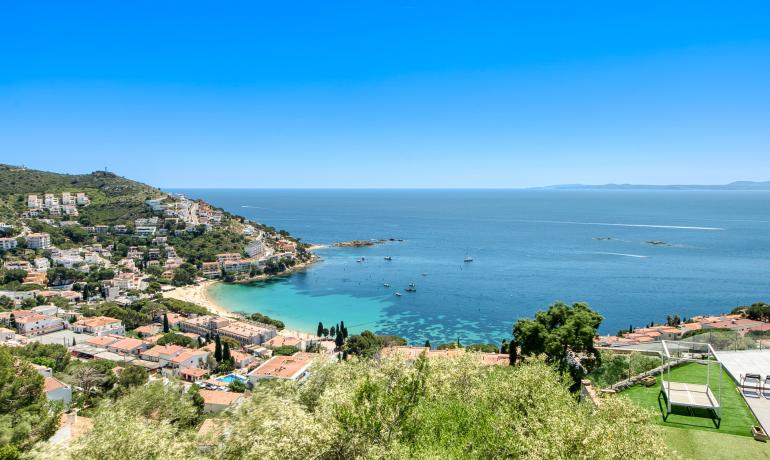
left=538, top=180, right=770, bottom=191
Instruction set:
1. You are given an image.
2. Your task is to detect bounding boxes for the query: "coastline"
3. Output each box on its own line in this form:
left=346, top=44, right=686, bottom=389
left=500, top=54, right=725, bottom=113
left=164, top=253, right=323, bottom=338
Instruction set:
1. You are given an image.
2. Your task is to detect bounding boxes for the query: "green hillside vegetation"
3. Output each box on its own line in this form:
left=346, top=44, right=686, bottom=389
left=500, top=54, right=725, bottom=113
left=35, top=355, right=668, bottom=460
left=0, top=164, right=159, bottom=198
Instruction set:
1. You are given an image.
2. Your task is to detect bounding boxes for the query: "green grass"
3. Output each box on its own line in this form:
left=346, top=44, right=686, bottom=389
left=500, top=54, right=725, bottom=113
left=622, top=362, right=758, bottom=437
left=662, top=426, right=770, bottom=459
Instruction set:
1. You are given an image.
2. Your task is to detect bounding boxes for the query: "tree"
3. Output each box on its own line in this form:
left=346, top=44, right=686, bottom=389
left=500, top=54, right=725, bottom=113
left=72, top=366, right=105, bottom=395
left=508, top=339, right=518, bottom=365
left=424, top=340, right=431, bottom=349
left=162, top=313, right=169, bottom=333
left=223, top=341, right=232, bottom=362
left=272, top=345, right=300, bottom=356
left=0, top=348, right=62, bottom=453
left=118, top=365, right=148, bottom=389
left=330, top=325, right=336, bottom=338
left=214, top=334, right=223, bottom=362
left=229, top=379, right=246, bottom=393
left=317, top=321, right=324, bottom=338
left=2, top=269, right=26, bottom=284
left=188, top=384, right=204, bottom=415
left=0, top=296, right=12, bottom=310
left=335, top=329, right=344, bottom=349
left=8, top=313, right=16, bottom=330
left=513, top=302, right=603, bottom=384
left=340, top=320, right=348, bottom=339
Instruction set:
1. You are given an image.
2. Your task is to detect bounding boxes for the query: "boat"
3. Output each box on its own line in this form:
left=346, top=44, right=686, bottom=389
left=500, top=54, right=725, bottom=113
left=383, top=283, right=391, bottom=288
left=421, top=273, right=427, bottom=276
left=394, top=292, right=402, bottom=297
left=405, top=287, right=416, bottom=292
left=464, top=256, right=474, bottom=263
left=384, top=256, right=392, bottom=261
left=408, top=282, right=415, bottom=287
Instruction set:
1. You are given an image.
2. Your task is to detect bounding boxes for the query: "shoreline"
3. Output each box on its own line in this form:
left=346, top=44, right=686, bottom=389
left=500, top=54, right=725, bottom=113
left=164, top=254, right=323, bottom=337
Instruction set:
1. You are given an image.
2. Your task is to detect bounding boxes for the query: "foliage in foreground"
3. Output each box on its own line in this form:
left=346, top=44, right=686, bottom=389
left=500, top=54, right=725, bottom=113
left=40, top=354, right=667, bottom=460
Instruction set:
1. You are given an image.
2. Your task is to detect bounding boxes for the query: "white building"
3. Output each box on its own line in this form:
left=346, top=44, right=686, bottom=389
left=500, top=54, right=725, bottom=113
left=27, top=194, right=41, bottom=209
left=15, top=314, right=65, bottom=336
left=0, top=237, right=17, bottom=251
left=245, top=239, right=267, bottom=258
left=44, top=377, right=72, bottom=406
left=26, top=233, right=51, bottom=249
left=61, top=192, right=73, bottom=205
left=75, top=193, right=90, bottom=205
left=135, top=226, right=157, bottom=237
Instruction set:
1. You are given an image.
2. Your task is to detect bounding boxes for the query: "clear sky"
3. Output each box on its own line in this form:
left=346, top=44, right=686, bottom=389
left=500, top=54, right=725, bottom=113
left=1, top=1, right=769, bottom=188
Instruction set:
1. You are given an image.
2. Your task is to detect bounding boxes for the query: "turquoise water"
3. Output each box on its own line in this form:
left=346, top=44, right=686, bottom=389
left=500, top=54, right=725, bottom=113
left=175, top=189, right=770, bottom=345
left=217, top=374, right=247, bottom=384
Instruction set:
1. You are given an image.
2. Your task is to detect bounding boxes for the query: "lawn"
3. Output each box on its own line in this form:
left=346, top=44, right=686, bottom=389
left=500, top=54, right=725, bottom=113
left=622, top=362, right=758, bottom=437
left=661, top=427, right=770, bottom=459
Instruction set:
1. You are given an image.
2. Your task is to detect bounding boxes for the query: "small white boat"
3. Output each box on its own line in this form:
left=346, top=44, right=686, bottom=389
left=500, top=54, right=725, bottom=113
left=394, top=292, right=402, bottom=297
left=384, top=256, right=392, bottom=261
left=405, top=287, right=416, bottom=292
left=408, top=282, right=415, bottom=287
left=464, top=256, right=474, bottom=263
left=383, top=283, right=391, bottom=288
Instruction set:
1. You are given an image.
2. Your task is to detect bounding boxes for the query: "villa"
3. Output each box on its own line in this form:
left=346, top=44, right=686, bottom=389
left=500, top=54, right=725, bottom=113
left=248, top=353, right=313, bottom=382
left=198, top=389, right=243, bottom=414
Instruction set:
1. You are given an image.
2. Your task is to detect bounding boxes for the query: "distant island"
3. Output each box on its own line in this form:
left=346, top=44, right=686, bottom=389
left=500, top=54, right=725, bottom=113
left=536, top=180, right=770, bottom=191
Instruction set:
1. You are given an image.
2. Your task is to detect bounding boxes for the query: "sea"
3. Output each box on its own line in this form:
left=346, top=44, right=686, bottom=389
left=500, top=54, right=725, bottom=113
left=171, top=189, right=770, bottom=345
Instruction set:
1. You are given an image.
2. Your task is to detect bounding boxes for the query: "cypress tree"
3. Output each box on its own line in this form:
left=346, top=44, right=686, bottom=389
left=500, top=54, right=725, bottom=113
left=316, top=321, right=324, bottom=337
left=214, top=334, right=222, bottom=362
left=72, top=337, right=76, bottom=346
left=163, top=313, right=170, bottom=333
left=223, top=341, right=231, bottom=362
left=9, top=313, right=16, bottom=330
left=335, top=329, right=344, bottom=348
left=340, top=321, right=348, bottom=339
left=330, top=325, right=336, bottom=338
left=424, top=340, right=431, bottom=349
left=509, top=339, right=518, bottom=366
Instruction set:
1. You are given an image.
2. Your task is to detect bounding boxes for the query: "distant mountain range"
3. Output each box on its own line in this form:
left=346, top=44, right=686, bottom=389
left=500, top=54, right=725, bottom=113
left=537, top=181, right=770, bottom=191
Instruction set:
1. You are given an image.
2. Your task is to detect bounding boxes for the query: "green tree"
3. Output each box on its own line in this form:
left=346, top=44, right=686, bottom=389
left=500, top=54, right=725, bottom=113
left=271, top=345, right=300, bottom=356
left=118, top=365, right=148, bottom=389
left=214, top=334, right=222, bottom=362
left=229, top=379, right=246, bottom=393
left=335, top=329, right=345, bottom=349
left=162, top=313, right=169, bottom=333
left=316, top=321, right=324, bottom=338
left=2, top=269, right=26, bottom=284
left=222, top=341, right=232, bottom=362
left=513, top=301, right=603, bottom=385
left=424, top=340, right=431, bottom=349
left=0, top=348, right=62, bottom=452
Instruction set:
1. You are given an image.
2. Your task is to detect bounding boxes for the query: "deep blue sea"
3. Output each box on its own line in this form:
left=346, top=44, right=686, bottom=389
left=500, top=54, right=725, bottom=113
left=171, top=189, right=770, bottom=345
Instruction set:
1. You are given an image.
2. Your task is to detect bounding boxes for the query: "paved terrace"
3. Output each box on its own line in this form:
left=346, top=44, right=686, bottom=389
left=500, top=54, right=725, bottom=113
left=715, top=349, right=770, bottom=432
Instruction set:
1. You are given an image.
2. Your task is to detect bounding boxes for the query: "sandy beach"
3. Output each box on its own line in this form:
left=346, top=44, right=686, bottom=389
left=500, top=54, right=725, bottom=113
left=163, top=280, right=233, bottom=317
left=163, top=278, right=319, bottom=338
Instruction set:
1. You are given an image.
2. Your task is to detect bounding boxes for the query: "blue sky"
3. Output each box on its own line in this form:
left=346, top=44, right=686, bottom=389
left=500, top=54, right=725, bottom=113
left=1, top=1, right=769, bottom=188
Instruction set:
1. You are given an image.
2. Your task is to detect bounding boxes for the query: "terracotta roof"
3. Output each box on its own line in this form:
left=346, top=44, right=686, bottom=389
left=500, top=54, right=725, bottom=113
left=44, top=376, right=68, bottom=393
left=180, top=367, right=209, bottom=377
left=199, top=389, right=243, bottom=406
left=85, top=335, right=121, bottom=347
left=171, top=349, right=208, bottom=364
left=264, top=336, right=302, bottom=348
left=142, top=344, right=185, bottom=358
left=75, top=316, right=121, bottom=328
left=16, top=314, right=55, bottom=324
left=109, top=337, right=147, bottom=352
left=249, top=354, right=312, bottom=379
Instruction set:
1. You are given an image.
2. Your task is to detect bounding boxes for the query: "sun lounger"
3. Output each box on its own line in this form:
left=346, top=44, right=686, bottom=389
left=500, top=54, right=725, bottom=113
left=740, top=373, right=762, bottom=391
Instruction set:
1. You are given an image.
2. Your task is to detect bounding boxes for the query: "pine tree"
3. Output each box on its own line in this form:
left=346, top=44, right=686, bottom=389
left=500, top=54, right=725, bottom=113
left=223, top=341, right=231, bottom=362
left=214, top=335, right=222, bottom=362
left=163, top=313, right=169, bottom=333
left=340, top=321, right=348, bottom=338
left=424, top=340, right=431, bottom=349
left=316, top=321, right=324, bottom=337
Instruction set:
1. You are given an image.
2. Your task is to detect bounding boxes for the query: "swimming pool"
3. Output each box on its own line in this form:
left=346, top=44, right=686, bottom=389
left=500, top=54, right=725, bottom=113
left=217, top=374, right=247, bottom=384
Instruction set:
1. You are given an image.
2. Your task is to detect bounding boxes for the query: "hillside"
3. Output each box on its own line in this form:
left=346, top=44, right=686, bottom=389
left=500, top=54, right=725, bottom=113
left=0, top=164, right=160, bottom=198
